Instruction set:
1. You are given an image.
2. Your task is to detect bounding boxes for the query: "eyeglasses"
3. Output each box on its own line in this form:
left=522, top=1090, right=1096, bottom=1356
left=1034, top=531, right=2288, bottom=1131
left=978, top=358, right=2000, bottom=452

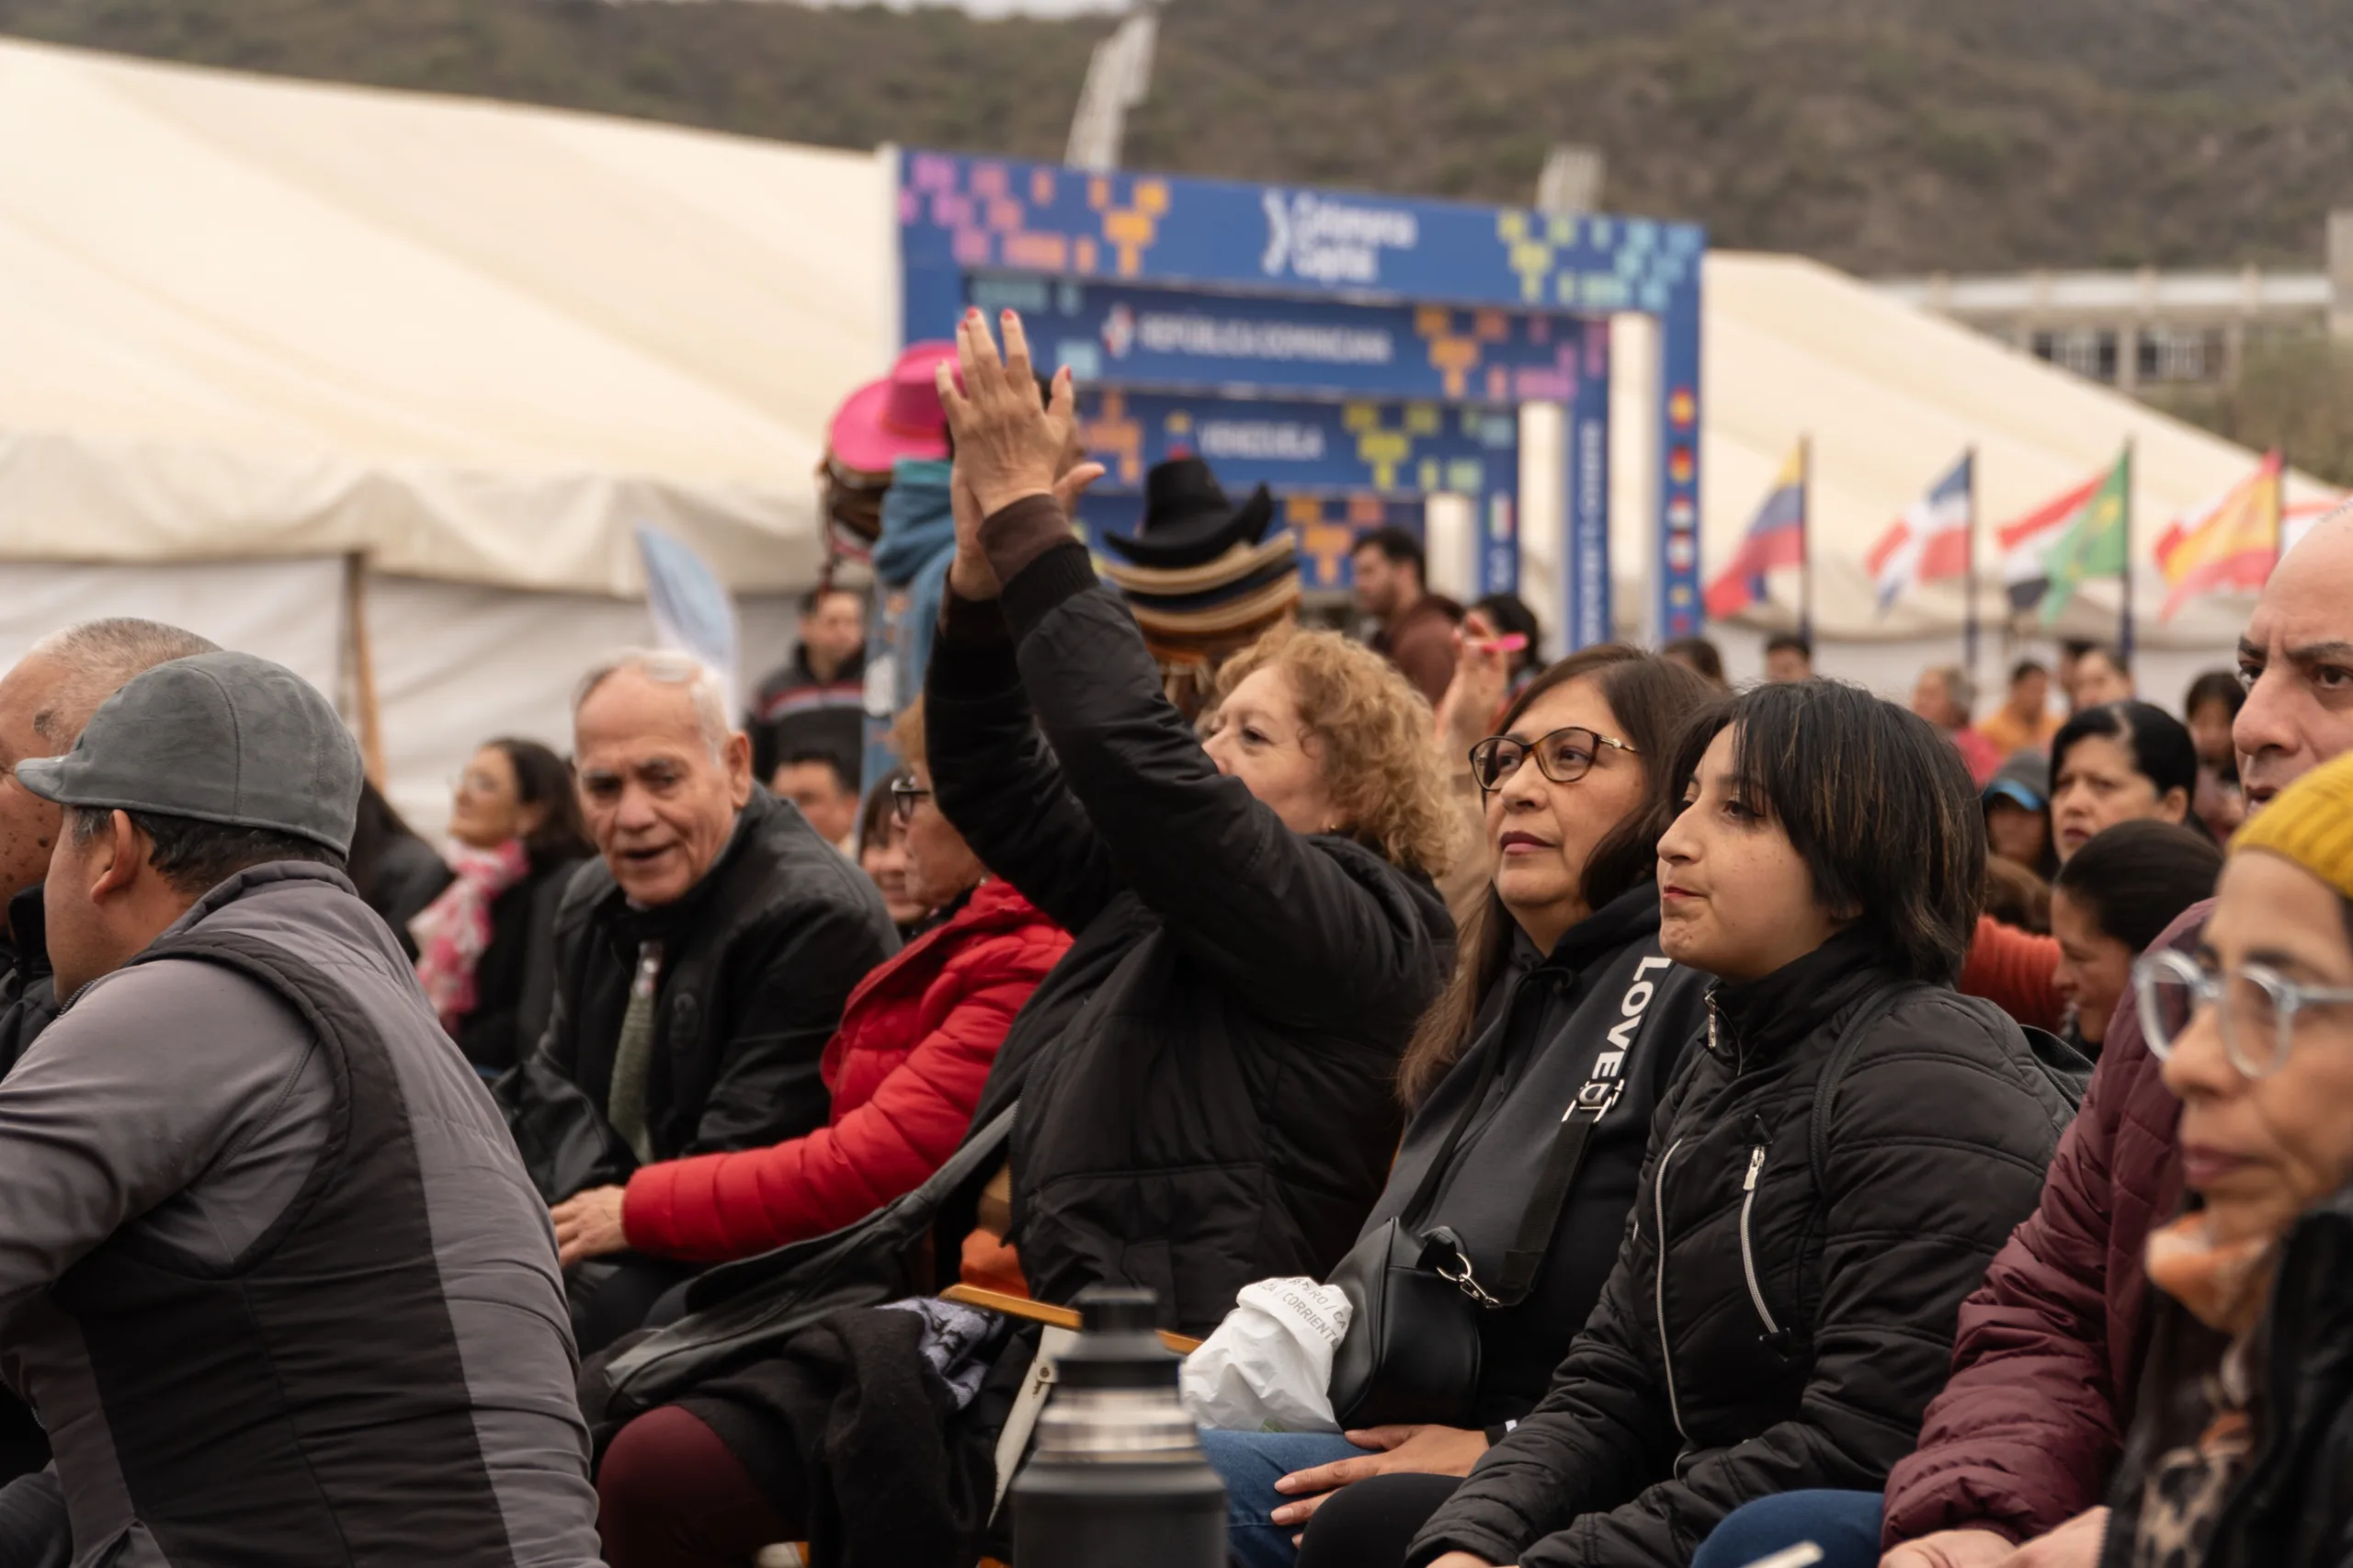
left=889, top=777, right=933, bottom=825
left=1468, top=726, right=1638, bottom=795
left=2134, top=947, right=2353, bottom=1079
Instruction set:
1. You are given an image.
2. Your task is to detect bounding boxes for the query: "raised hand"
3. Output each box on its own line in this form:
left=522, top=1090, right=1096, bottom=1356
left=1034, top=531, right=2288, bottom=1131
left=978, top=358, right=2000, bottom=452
left=936, top=308, right=1078, bottom=520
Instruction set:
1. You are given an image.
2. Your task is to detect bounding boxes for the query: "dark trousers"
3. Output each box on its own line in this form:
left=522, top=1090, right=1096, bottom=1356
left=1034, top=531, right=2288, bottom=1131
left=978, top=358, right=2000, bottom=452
left=568, top=1253, right=701, bottom=1357
left=598, top=1405, right=793, bottom=1568
left=1294, top=1472, right=1463, bottom=1568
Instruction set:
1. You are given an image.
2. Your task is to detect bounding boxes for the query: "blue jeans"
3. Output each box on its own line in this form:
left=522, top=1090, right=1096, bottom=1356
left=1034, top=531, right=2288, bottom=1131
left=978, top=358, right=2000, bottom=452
left=1692, top=1489, right=1886, bottom=1568
left=1198, top=1428, right=1369, bottom=1568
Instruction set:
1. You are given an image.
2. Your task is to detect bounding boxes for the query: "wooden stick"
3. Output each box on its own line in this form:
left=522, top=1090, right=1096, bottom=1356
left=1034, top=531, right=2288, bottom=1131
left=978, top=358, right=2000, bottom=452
left=343, top=553, right=387, bottom=789
left=940, top=1284, right=1204, bottom=1355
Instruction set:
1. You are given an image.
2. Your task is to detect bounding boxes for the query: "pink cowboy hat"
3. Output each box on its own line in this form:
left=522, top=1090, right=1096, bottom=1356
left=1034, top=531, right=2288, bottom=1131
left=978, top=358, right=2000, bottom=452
left=827, top=341, right=961, bottom=473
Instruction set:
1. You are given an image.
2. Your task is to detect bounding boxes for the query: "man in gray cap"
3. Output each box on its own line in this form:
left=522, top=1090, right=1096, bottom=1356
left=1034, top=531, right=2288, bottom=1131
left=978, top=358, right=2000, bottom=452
left=0, top=651, right=601, bottom=1567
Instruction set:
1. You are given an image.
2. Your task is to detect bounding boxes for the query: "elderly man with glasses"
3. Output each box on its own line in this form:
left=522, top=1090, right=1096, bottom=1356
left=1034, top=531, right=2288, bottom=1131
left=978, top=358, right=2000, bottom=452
left=504, top=649, right=899, bottom=1354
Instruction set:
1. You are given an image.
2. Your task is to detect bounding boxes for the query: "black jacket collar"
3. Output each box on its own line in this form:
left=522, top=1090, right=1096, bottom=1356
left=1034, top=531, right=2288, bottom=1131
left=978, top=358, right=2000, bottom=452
left=1709, top=926, right=1890, bottom=1062
left=1539, top=883, right=1664, bottom=976
left=2, top=884, right=43, bottom=982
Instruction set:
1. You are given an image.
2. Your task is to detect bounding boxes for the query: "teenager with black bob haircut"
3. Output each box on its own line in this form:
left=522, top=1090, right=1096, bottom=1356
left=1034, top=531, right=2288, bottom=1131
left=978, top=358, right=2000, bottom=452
left=1307, top=680, right=2077, bottom=1568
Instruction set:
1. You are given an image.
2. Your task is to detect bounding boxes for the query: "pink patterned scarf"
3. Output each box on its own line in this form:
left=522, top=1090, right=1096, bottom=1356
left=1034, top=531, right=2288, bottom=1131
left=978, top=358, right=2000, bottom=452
left=411, top=837, right=529, bottom=1032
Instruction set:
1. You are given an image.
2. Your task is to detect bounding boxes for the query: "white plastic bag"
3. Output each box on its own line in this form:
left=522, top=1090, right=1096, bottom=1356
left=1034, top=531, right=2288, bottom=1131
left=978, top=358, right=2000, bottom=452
left=1179, top=1276, right=1353, bottom=1433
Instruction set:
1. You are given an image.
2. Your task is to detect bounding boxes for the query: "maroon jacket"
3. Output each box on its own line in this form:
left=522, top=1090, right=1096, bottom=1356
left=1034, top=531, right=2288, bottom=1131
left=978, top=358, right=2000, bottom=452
left=1881, top=903, right=2205, bottom=1548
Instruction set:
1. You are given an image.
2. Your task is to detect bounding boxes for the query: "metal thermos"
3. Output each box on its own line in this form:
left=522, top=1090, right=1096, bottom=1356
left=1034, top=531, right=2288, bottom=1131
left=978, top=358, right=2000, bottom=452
left=1010, top=1287, right=1226, bottom=1568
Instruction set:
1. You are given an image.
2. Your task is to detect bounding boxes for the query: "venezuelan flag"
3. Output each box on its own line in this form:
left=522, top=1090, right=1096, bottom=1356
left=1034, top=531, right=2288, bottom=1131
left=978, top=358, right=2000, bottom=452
left=1704, top=445, right=1807, bottom=620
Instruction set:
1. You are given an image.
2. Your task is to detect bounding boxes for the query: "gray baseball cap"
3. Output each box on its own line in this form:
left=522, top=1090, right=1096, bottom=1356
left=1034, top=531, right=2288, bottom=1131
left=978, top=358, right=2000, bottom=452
left=17, top=651, right=364, bottom=856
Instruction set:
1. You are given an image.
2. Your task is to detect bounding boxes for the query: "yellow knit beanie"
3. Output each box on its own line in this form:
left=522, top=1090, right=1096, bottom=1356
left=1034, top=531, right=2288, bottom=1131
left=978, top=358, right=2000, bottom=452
left=2232, top=749, right=2353, bottom=902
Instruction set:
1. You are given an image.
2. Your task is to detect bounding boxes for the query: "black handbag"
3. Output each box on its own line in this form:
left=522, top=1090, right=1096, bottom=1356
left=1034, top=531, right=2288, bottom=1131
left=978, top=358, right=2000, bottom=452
left=1325, top=1022, right=1631, bottom=1429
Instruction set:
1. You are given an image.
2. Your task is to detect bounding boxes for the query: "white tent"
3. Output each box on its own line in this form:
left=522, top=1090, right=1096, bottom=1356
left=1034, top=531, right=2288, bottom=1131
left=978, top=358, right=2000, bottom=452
left=1602, top=254, right=2335, bottom=698
left=0, top=38, right=2310, bottom=837
left=0, top=37, right=890, bottom=829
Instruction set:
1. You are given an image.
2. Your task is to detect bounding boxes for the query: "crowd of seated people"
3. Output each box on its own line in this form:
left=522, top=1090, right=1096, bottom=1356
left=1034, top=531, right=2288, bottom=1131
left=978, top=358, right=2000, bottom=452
left=6, top=306, right=2353, bottom=1568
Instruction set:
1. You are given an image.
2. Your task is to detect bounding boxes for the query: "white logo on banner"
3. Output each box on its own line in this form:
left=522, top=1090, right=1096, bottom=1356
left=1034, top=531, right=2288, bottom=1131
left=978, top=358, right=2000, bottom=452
left=1197, top=420, right=1327, bottom=462
left=1260, top=190, right=1420, bottom=285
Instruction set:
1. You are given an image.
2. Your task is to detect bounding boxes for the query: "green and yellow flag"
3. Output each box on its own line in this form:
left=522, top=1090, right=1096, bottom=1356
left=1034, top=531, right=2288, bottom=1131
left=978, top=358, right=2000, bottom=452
left=2038, top=448, right=2131, bottom=624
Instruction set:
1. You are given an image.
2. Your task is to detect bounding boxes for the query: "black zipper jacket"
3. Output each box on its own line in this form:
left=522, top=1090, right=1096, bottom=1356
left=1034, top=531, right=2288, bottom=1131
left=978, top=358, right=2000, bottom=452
left=1364, top=887, right=1707, bottom=1426
left=926, top=536, right=1452, bottom=1338
left=1408, top=929, right=2075, bottom=1568
left=2100, top=1183, right=2353, bottom=1568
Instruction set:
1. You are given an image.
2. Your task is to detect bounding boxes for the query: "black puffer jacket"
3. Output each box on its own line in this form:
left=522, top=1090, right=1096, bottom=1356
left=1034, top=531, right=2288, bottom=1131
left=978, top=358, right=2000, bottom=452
left=926, top=532, right=1452, bottom=1338
left=1364, top=887, right=1707, bottom=1427
left=2100, top=1184, right=2353, bottom=1568
left=1407, top=930, right=2075, bottom=1568
left=501, top=789, right=900, bottom=1201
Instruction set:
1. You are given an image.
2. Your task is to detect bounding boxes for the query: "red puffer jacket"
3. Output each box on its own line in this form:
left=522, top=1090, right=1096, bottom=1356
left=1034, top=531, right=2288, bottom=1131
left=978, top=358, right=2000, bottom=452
left=620, top=879, right=1069, bottom=1262
left=1881, top=902, right=2203, bottom=1549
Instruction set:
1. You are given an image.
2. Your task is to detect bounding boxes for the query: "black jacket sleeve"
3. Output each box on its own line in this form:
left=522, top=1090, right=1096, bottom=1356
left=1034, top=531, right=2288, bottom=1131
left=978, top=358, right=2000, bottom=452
left=987, top=523, right=1445, bottom=1028
left=925, top=591, right=1122, bottom=937
left=680, top=892, right=897, bottom=1157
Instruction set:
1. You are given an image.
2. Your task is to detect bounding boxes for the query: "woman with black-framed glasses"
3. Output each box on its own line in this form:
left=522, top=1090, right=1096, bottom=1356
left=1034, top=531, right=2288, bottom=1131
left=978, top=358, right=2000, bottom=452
left=1206, top=645, right=1717, bottom=1568
left=2098, top=751, right=2353, bottom=1568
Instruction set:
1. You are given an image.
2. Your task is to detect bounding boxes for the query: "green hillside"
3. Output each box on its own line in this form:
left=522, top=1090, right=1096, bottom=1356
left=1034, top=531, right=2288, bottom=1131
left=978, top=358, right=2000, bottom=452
left=1, top=0, right=2348, bottom=272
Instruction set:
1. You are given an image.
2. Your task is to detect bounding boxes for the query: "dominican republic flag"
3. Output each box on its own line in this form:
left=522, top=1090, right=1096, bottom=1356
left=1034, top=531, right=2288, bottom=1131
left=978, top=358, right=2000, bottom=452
left=1864, top=452, right=1972, bottom=615
left=1703, top=445, right=1807, bottom=620
left=1997, top=469, right=2106, bottom=613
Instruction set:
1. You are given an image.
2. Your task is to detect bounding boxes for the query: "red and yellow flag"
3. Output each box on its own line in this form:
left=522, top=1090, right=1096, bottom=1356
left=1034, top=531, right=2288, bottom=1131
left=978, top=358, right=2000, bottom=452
left=2154, top=451, right=2283, bottom=620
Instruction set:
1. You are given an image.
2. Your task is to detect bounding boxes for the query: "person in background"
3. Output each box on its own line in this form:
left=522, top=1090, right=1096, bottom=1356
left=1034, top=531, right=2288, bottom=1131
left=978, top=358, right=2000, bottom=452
left=1763, top=631, right=1813, bottom=682
left=2049, top=821, right=2223, bottom=1057
left=2058, top=638, right=2097, bottom=710
left=2185, top=667, right=2250, bottom=839
left=412, top=738, right=594, bottom=1076
left=1469, top=591, right=1543, bottom=694
left=1660, top=635, right=1730, bottom=690
left=1973, top=657, right=2062, bottom=757
left=2051, top=699, right=2201, bottom=860
left=772, top=747, right=860, bottom=855
left=0, top=617, right=218, bottom=1499
left=2102, top=751, right=2353, bottom=1568
left=1914, top=664, right=2004, bottom=784
left=1982, top=751, right=2057, bottom=878
left=1201, top=645, right=1715, bottom=1568
left=552, top=699, right=1068, bottom=1276
left=1335, top=679, right=2071, bottom=1568
left=1097, top=455, right=1300, bottom=722
left=1984, top=857, right=2052, bottom=936
left=1355, top=525, right=1463, bottom=706
left=857, top=767, right=932, bottom=939
left=1688, top=508, right=2353, bottom=1568
left=498, top=649, right=898, bottom=1353
left=2070, top=642, right=2136, bottom=710
left=1961, top=705, right=2200, bottom=1034
left=5, top=651, right=603, bottom=1567
left=347, top=778, right=453, bottom=961
left=748, top=585, right=866, bottom=786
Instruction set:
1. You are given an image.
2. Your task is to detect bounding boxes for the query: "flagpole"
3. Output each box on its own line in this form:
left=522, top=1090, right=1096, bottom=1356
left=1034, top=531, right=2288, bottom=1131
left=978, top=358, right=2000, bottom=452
left=1799, top=434, right=1813, bottom=646
left=2118, top=438, right=2136, bottom=665
left=1962, top=446, right=1980, bottom=680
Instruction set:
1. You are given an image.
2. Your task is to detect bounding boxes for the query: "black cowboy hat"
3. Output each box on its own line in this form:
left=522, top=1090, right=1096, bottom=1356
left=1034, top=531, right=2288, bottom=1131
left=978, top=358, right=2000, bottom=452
left=1098, top=456, right=1278, bottom=570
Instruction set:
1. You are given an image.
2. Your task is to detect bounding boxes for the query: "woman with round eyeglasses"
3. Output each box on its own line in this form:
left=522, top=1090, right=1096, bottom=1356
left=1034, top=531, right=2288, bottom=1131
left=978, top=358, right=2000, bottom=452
left=854, top=768, right=930, bottom=939
left=2107, top=750, right=2353, bottom=1567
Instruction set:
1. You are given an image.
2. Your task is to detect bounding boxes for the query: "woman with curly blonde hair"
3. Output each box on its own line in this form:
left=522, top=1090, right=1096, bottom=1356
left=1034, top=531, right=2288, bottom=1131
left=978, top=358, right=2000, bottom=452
left=902, top=310, right=1458, bottom=1334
